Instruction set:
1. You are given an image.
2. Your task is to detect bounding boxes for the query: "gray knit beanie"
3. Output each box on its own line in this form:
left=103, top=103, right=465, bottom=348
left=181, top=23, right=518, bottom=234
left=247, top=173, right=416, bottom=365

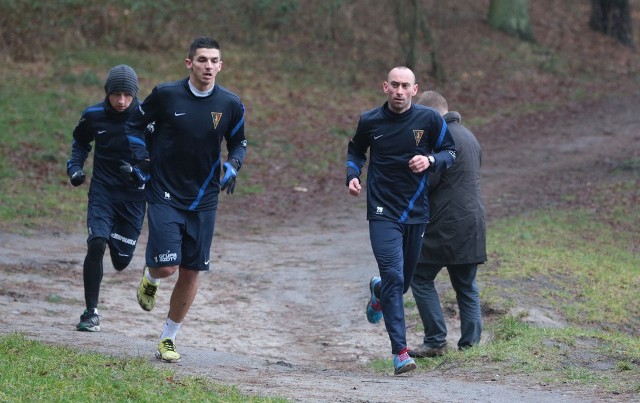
left=104, top=64, right=138, bottom=97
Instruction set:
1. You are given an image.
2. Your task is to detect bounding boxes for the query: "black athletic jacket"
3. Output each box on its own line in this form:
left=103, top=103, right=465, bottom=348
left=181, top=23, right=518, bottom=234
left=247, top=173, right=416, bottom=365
left=346, top=102, right=456, bottom=224
left=67, top=97, right=146, bottom=201
left=125, top=78, right=247, bottom=211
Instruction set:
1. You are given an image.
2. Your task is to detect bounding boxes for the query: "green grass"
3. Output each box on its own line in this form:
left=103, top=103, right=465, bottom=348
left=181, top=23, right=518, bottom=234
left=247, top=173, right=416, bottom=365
left=449, top=318, right=638, bottom=393
left=378, top=315, right=640, bottom=393
left=483, top=183, right=640, bottom=330
left=0, top=333, right=284, bottom=402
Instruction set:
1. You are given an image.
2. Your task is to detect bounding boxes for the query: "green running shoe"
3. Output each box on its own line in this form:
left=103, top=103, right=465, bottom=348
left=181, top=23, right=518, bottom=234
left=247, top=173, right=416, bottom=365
left=156, top=338, right=181, bottom=363
left=137, top=267, right=159, bottom=311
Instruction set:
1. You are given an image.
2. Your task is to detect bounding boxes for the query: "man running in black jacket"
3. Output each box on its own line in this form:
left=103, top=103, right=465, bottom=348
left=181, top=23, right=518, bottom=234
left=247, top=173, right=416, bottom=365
left=346, top=67, right=456, bottom=374
left=125, top=36, right=247, bottom=363
left=67, top=64, right=149, bottom=332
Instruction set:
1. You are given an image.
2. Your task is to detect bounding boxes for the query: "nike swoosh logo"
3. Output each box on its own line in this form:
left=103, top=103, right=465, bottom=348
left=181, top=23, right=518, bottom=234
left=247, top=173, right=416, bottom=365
left=204, top=260, right=210, bottom=265
left=174, top=112, right=186, bottom=116
left=374, top=134, right=383, bottom=140
left=118, top=253, right=130, bottom=257
left=97, top=130, right=107, bottom=134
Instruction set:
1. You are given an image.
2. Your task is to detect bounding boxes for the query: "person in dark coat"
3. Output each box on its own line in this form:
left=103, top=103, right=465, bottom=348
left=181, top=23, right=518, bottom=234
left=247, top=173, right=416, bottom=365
left=409, top=91, right=487, bottom=358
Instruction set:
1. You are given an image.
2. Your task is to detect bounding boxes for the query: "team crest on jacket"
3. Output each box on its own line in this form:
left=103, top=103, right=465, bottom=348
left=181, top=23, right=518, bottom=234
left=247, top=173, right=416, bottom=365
left=413, top=130, right=424, bottom=146
left=211, top=112, right=222, bottom=129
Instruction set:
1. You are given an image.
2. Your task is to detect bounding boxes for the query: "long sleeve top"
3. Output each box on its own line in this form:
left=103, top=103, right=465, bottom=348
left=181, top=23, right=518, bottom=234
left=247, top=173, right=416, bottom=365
left=346, top=102, right=456, bottom=224
left=67, top=98, right=146, bottom=201
left=125, top=78, right=247, bottom=211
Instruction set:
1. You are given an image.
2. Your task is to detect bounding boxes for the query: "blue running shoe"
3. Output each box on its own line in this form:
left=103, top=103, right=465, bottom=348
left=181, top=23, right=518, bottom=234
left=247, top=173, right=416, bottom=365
left=366, top=276, right=383, bottom=324
left=393, top=351, right=417, bottom=375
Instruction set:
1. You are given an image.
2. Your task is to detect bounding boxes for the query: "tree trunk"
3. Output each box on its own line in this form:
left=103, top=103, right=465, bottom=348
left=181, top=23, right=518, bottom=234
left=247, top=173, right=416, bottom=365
left=393, top=0, right=446, bottom=82
left=420, top=13, right=446, bottom=82
left=393, top=0, right=418, bottom=69
left=589, top=0, right=635, bottom=48
left=487, top=0, right=535, bottom=42
left=406, top=0, right=419, bottom=69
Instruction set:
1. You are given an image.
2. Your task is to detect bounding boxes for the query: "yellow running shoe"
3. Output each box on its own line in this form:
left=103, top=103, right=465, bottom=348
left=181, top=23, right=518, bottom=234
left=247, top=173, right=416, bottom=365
left=156, top=338, right=181, bottom=362
left=137, top=267, right=159, bottom=311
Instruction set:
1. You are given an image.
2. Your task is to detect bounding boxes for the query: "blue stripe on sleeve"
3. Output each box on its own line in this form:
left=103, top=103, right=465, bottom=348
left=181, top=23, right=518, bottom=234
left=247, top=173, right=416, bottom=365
left=127, top=135, right=146, bottom=147
left=229, top=105, right=245, bottom=137
left=435, top=120, right=447, bottom=149
left=85, top=106, right=104, bottom=114
left=346, top=161, right=361, bottom=175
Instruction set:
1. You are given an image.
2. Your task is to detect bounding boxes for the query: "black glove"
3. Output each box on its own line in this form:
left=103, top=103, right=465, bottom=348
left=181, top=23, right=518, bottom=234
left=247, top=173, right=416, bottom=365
left=220, top=159, right=240, bottom=194
left=120, top=160, right=150, bottom=185
left=68, top=167, right=86, bottom=187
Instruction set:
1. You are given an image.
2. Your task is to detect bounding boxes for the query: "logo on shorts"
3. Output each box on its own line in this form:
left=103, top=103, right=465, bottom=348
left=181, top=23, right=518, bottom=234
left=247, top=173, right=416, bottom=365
left=164, top=191, right=171, bottom=200
left=376, top=206, right=384, bottom=215
left=156, top=250, right=178, bottom=263
left=111, top=232, right=136, bottom=246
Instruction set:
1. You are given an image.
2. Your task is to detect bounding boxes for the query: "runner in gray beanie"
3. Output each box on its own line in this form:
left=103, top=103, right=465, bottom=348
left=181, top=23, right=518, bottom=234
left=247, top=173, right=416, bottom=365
left=104, top=64, right=138, bottom=98
left=67, top=63, right=146, bottom=334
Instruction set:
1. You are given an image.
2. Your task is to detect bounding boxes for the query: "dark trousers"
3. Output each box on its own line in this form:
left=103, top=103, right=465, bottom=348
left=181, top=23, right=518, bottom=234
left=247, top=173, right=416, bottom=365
left=411, top=263, right=482, bottom=349
left=369, top=220, right=426, bottom=354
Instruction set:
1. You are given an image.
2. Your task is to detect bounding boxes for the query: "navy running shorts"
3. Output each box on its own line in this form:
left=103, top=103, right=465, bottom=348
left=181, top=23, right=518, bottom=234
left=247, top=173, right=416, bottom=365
left=145, top=202, right=216, bottom=271
left=86, top=191, right=145, bottom=260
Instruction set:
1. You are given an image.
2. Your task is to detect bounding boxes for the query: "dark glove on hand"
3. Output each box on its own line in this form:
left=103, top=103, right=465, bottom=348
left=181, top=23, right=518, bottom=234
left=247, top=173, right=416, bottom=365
left=69, top=168, right=86, bottom=187
left=220, top=159, right=240, bottom=194
left=120, top=160, right=151, bottom=185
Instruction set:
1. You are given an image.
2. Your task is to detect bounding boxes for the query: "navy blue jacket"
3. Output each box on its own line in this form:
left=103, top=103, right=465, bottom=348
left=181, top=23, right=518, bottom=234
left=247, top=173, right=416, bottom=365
left=346, top=102, right=456, bottom=224
left=67, top=97, right=146, bottom=201
left=125, top=78, right=247, bottom=211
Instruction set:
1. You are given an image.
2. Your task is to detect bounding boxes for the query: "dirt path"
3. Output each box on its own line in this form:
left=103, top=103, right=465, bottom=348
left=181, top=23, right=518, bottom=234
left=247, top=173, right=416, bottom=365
left=0, top=224, right=590, bottom=402
left=1, top=94, right=638, bottom=402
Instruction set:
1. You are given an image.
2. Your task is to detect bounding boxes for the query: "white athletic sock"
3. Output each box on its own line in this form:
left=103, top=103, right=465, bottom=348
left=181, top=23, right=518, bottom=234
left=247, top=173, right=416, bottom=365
left=145, top=268, right=160, bottom=284
left=160, top=318, right=181, bottom=341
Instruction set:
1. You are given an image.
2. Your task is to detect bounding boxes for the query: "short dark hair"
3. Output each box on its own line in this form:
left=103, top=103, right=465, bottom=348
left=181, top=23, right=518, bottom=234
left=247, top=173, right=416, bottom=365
left=188, top=37, right=221, bottom=60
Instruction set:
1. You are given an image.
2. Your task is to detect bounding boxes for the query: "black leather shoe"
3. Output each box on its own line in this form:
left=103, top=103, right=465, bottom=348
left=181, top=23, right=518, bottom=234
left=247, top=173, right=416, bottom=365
left=408, top=343, right=448, bottom=358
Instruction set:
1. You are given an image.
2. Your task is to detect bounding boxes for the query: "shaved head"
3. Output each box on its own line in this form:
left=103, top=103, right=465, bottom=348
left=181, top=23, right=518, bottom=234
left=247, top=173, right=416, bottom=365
left=383, top=66, right=418, bottom=113
left=387, top=66, right=416, bottom=85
